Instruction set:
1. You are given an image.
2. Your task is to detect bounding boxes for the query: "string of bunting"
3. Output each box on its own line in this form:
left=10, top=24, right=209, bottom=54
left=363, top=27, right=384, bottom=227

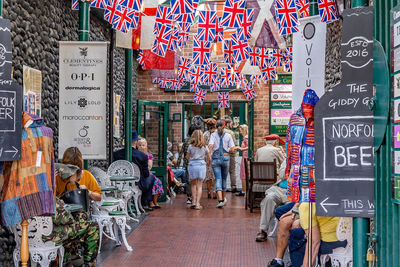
left=71, top=0, right=338, bottom=107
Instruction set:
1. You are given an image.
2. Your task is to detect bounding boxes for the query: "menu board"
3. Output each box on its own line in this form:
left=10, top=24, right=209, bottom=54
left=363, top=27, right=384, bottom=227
left=269, top=75, right=292, bottom=135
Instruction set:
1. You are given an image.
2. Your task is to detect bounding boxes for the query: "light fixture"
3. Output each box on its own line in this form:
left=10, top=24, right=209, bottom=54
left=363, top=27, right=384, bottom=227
left=136, top=37, right=140, bottom=45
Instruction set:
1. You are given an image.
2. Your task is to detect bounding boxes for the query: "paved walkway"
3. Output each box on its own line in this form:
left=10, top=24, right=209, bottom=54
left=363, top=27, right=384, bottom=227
left=99, top=193, right=276, bottom=267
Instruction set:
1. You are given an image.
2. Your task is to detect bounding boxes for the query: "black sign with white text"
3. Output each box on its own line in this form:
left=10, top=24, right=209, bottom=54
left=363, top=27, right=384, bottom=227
left=315, top=7, right=374, bottom=218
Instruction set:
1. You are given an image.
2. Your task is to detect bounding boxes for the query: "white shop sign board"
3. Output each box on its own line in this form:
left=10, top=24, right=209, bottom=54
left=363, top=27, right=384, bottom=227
left=59, top=41, right=107, bottom=160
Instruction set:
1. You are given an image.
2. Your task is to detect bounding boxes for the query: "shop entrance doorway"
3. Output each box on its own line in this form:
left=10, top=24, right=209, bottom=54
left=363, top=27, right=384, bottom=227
left=137, top=100, right=169, bottom=201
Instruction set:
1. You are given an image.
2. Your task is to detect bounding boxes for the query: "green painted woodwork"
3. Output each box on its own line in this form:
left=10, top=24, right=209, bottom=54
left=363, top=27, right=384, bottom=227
left=374, top=0, right=400, bottom=266
left=137, top=100, right=168, bottom=202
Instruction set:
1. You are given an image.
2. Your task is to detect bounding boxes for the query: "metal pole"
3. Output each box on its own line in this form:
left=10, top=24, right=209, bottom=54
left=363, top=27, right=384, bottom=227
left=124, top=49, right=133, bottom=162
left=79, top=0, right=90, bottom=169
left=108, top=29, right=115, bottom=165
left=350, top=0, right=369, bottom=266
left=0, top=0, right=3, bottom=17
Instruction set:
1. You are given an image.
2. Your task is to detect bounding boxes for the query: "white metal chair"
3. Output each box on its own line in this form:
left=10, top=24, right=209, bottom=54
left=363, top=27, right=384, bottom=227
left=11, top=216, right=64, bottom=267
left=107, top=160, right=142, bottom=218
left=320, top=217, right=353, bottom=267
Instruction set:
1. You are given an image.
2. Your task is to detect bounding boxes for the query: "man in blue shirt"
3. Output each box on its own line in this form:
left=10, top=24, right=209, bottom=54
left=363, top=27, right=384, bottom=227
left=114, top=130, right=155, bottom=211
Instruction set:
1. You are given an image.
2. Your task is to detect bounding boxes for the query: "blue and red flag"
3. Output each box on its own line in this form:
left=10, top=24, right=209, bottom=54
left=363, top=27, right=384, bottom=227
left=238, top=9, right=254, bottom=40
left=210, top=79, right=220, bottom=92
left=190, top=83, right=199, bottom=92
left=295, top=0, right=309, bottom=18
left=178, top=57, right=192, bottom=81
left=189, top=65, right=205, bottom=85
left=151, top=25, right=173, bottom=57
left=118, top=0, right=142, bottom=11
left=270, top=49, right=284, bottom=68
left=112, top=5, right=137, bottom=33
left=91, top=0, right=110, bottom=9
left=218, top=92, right=230, bottom=108
left=171, top=0, right=194, bottom=15
left=220, top=0, right=246, bottom=28
left=231, top=32, right=250, bottom=62
left=192, top=36, right=211, bottom=65
left=261, top=60, right=277, bottom=82
left=224, top=39, right=237, bottom=65
left=318, top=0, right=339, bottom=23
left=197, top=11, right=217, bottom=42
left=242, top=84, right=257, bottom=100
left=104, top=0, right=119, bottom=23
left=193, top=88, right=207, bottom=105
left=137, top=50, right=146, bottom=69
left=203, top=62, right=218, bottom=85
left=249, top=46, right=259, bottom=66
left=72, top=0, right=79, bottom=10
left=220, top=67, right=230, bottom=87
left=154, top=5, right=173, bottom=34
left=275, top=0, right=299, bottom=35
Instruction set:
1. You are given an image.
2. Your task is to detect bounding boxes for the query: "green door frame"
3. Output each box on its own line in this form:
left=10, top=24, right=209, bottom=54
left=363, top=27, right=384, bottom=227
left=137, top=100, right=169, bottom=202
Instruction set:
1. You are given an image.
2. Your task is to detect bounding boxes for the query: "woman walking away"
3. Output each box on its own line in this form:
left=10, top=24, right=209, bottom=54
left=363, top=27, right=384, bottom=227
left=137, top=138, right=164, bottom=209
left=186, top=130, right=210, bottom=210
left=236, top=124, right=248, bottom=196
left=203, top=118, right=217, bottom=199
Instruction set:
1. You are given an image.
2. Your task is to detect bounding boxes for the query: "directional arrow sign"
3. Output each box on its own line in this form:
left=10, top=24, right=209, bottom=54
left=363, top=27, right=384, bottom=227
left=319, top=197, right=339, bottom=213
left=5, top=146, right=18, bottom=158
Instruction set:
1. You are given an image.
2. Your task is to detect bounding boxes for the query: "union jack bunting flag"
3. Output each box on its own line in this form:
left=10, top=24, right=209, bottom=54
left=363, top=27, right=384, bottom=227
left=189, top=65, right=205, bottom=85
left=152, top=77, right=159, bottom=84
left=154, top=6, right=173, bottom=34
left=118, top=0, right=142, bottom=11
left=178, top=57, right=192, bottom=81
left=190, top=83, right=199, bottom=92
left=171, top=0, right=194, bottom=15
left=193, top=0, right=200, bottom=9
left=257, top=47, right=271, bottom=68
left=251, top=74, right=262, bottom=86
left=113, top=5, right=136, bottom=33
left=197, top=11, right=217, bottom=42
left=275, top=0, right=299, bottom=34
left=295, top=0, right=309, bottom=18
left=177, top=78, right=186, bottom=90
left=174, top=13, right=195, bottom=24
left=270, top=49, right=284, bottom=68
left=203, top=63, right=218, bottom=85
left=278, top=24, right=299, bottom=36
left=193, top=88, right=207, bottom=105
left=238, top=9, right=254, bottom=40
left=210, top=80, right=220, bottom=92
left=72, top=0, right=79, bottom=10
left=170, top=79, right=180, bottom=90
left=192, top=36, right=211, bottom=65
left=221, top=0, right=246, bottom=28
left=224, top=39, right=237, bottom=65
left=220, top=67, right=230, bottom=87
left=177, top=23, right=191, bottom=47
left=104, top=0, right=119, bottom=23
left=151, top=25, right=173, bottom=57
left=158, top=78, right=171, bottom=88
left=137, top=50, right=146, bottom=69
left=318, top=0, right=339, bottom=23
left=238, top=74, right=248, bottom=88
left=231, top=32, right=250, bottom=62
left=283, top=47, right=293, bottom=72
left=249, top=46, right=260, bottom=66
left=227, top=65, right=237, bottom=85
left=215, top=17, right=224, bottom=42
left=131, top=12, right=139, bottom=29
left=242, top=85, right=257, bottom=100
left=168, top=27, right=180, bottom=51
left=91, top=0, right=109, bottom=9
left=218, top=92, right=230, bottom=109
left=261, top=61, right=277, bottom=82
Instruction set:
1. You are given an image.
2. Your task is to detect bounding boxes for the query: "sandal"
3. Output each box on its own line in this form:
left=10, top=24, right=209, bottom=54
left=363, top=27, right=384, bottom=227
left=190, top=204, right=196, bottom=209
left=195, top=205, right=203, bottom=210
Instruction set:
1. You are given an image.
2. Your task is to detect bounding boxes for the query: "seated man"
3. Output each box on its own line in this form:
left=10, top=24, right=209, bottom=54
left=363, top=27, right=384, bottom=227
left=113, top=130, right=155, bottom=210
left=267, top=202, right=298, bottom=267
left=255, top=136, right=287, bottom=242
left=43, top=164, right=100, bottom=267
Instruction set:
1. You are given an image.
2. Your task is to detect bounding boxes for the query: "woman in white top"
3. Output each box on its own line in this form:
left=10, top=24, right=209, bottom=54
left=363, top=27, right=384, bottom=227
left=186, top=130, right=210, bottom=210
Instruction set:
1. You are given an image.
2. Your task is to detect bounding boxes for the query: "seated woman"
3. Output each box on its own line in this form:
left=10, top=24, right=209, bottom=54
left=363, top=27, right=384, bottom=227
left=45, top=163, right=100, bottom=267
left=137, top=138, right=164, bottom=209
left=56, top=147, right=102, bottom=202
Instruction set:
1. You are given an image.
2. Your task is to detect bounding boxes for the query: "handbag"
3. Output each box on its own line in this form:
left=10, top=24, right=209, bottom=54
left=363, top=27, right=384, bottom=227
left=60, top=181, right=90, bottom=212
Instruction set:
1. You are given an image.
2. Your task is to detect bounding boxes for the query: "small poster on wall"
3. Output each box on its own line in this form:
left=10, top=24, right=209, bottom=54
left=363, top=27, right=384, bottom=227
left=23, top=66, right=42, bottom=116
left=269, top=75, right=292, bottom=135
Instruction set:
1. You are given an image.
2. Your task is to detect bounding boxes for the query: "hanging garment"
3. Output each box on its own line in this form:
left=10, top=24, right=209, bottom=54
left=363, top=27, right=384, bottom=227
left=285, top=89, right=319, bottom=203
left=1, top=113, right=56, bottom=226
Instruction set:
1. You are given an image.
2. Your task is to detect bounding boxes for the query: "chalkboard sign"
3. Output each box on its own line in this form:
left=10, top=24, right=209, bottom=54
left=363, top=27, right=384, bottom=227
left=0, top=18, right=22, bottom=161
left=0, top=82, right=22, bottom=161
left=315, top=7, right=374, bottom=218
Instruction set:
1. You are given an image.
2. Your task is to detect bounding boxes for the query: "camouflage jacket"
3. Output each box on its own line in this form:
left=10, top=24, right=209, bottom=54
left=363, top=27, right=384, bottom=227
left=177, top=137, right=190, bottom=169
